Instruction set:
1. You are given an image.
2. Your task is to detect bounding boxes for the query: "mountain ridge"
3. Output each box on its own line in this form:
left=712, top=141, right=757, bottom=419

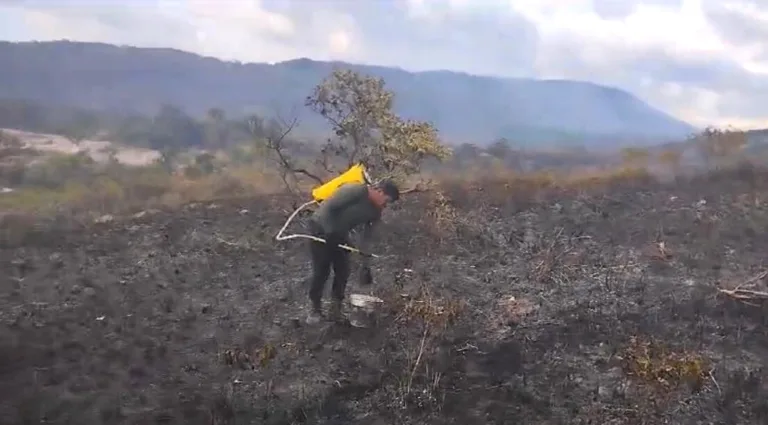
left=0, top=40, right=697, bottom=146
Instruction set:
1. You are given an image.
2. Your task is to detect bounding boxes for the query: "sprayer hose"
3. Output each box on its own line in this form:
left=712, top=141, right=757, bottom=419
left=274, top=199, right=379, bottom=258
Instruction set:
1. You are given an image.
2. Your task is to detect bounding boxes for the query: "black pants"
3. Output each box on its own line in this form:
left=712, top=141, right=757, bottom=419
left=307, top=221, right=350, bottom=307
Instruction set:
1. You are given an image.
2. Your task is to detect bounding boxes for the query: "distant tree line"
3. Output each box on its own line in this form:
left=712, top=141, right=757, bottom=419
left=0, top=68, right=455, bottom=192
left=6, top=78, right=750, bottom=184
left=0, top=96, right=498, bottom=164
left=0, top=98, right=271, bottom=151
left=0, top=96, right=621, bottom=178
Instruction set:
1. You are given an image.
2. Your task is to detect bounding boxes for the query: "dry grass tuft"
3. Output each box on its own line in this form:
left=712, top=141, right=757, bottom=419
left=393, top=290, right=463, bottom=329
left=529, top=228, right=576, bottom=285
left=497, top=296, right=538, bottom=326
left=221, top=348, right=254, bottom=370
left=646, top=241, right=673, bottom=262
left=621, top=336, right=708, bottom=392
left=221, top=343, right=277, bottom=370
left=384, top=285, right=463, bottom=409
left=256, top=343, right=277, bottom=368
left=423, top=190, right=458, bottom=237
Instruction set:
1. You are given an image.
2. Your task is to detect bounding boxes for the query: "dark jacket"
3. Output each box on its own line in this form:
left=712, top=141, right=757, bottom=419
left=309, top=183, right=380, bottom=257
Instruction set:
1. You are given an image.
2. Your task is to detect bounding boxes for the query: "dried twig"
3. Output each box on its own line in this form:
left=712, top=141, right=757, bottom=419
left=214, top=236, right=257, bottom=251
left=709, top=368, right=721, bottom=395
left=406, top=326, right=430, bottom=395
left=718, top=269, right=768, bottom=305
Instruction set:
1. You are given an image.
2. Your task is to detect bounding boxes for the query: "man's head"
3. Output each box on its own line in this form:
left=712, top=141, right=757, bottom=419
left=368, top=179, right=400, bottom=209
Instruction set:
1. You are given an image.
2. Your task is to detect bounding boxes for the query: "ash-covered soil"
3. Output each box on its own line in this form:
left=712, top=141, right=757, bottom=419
left=2, top=169, right=768, bottom=425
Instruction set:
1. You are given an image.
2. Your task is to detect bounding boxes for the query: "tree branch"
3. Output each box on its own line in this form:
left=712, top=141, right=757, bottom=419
left=263, top=114, right=324, bottom=185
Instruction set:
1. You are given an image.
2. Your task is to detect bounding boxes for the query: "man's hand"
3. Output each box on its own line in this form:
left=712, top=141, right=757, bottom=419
left=359, top=266, right=373, bottom=286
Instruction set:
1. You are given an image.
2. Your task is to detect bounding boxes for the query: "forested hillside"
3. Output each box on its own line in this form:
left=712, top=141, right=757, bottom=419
left=0, top=40, right=696, bottom=146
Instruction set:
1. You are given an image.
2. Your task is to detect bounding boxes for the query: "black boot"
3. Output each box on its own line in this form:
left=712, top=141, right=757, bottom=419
left=328, top=299, right=348, bottom=324
left=306, top=299, right=323, bottom=325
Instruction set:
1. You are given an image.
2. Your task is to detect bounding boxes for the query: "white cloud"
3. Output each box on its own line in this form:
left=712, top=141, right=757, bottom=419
left=328, top=29, right=351, bottom=56
left=1, top=0, right=767, bottom=129
left=515, top=0, right=768, bottom=128
left=186, top=1, right=296, bottom=38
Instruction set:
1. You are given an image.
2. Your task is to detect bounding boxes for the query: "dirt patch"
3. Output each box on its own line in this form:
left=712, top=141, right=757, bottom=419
left=2, top=128, right=160, bottom=166
left=2, top=170, right=768, bottom=424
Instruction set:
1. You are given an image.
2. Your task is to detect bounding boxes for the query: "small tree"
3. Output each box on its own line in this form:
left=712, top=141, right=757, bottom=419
left=694, top=126, right=747, bottom=167
left=195, top=152, right=217, bottom=175
left=486, top=138, right=512, bottom=160
left=257, top=69, right=451, bottom=195
left=183, top=152, right=218, bottom=179
left=304, top=69, right=451, bottom=184
left=155, top=147, right=179, bottom=173
left=204, top=107, right=228, bottom=147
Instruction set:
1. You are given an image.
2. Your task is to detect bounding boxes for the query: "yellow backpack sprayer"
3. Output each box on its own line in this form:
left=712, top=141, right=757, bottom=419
left=274, top=163, right=381, bottom=258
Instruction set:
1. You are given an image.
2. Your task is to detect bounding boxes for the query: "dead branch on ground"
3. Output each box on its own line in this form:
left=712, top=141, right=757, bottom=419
left=718, top=269, right=768, bottom=305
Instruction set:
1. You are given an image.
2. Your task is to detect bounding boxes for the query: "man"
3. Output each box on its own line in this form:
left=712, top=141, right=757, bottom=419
left=305, top=179, right=400, bottom=324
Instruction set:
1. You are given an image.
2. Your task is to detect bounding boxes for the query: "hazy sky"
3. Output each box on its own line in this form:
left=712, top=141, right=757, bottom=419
left=1, top=0, right=767, bottom=129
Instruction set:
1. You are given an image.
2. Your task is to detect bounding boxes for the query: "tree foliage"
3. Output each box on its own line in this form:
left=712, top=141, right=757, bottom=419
left=183, top=152, right=219, bottom=178
left=487, top=138, right=512, bottom=160
left=693, top=126, right=747, bottom=165
left=305, top=69, right=451, bottom=183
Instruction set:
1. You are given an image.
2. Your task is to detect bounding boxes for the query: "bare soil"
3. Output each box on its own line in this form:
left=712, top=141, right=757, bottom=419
left=2, top=168, right=768, bottom=425
left=2, top=128, right=160, bottom=166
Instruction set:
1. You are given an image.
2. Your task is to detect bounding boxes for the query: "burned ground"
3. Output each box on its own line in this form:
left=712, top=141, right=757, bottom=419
left=2, top=168, right=768, bottom=424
